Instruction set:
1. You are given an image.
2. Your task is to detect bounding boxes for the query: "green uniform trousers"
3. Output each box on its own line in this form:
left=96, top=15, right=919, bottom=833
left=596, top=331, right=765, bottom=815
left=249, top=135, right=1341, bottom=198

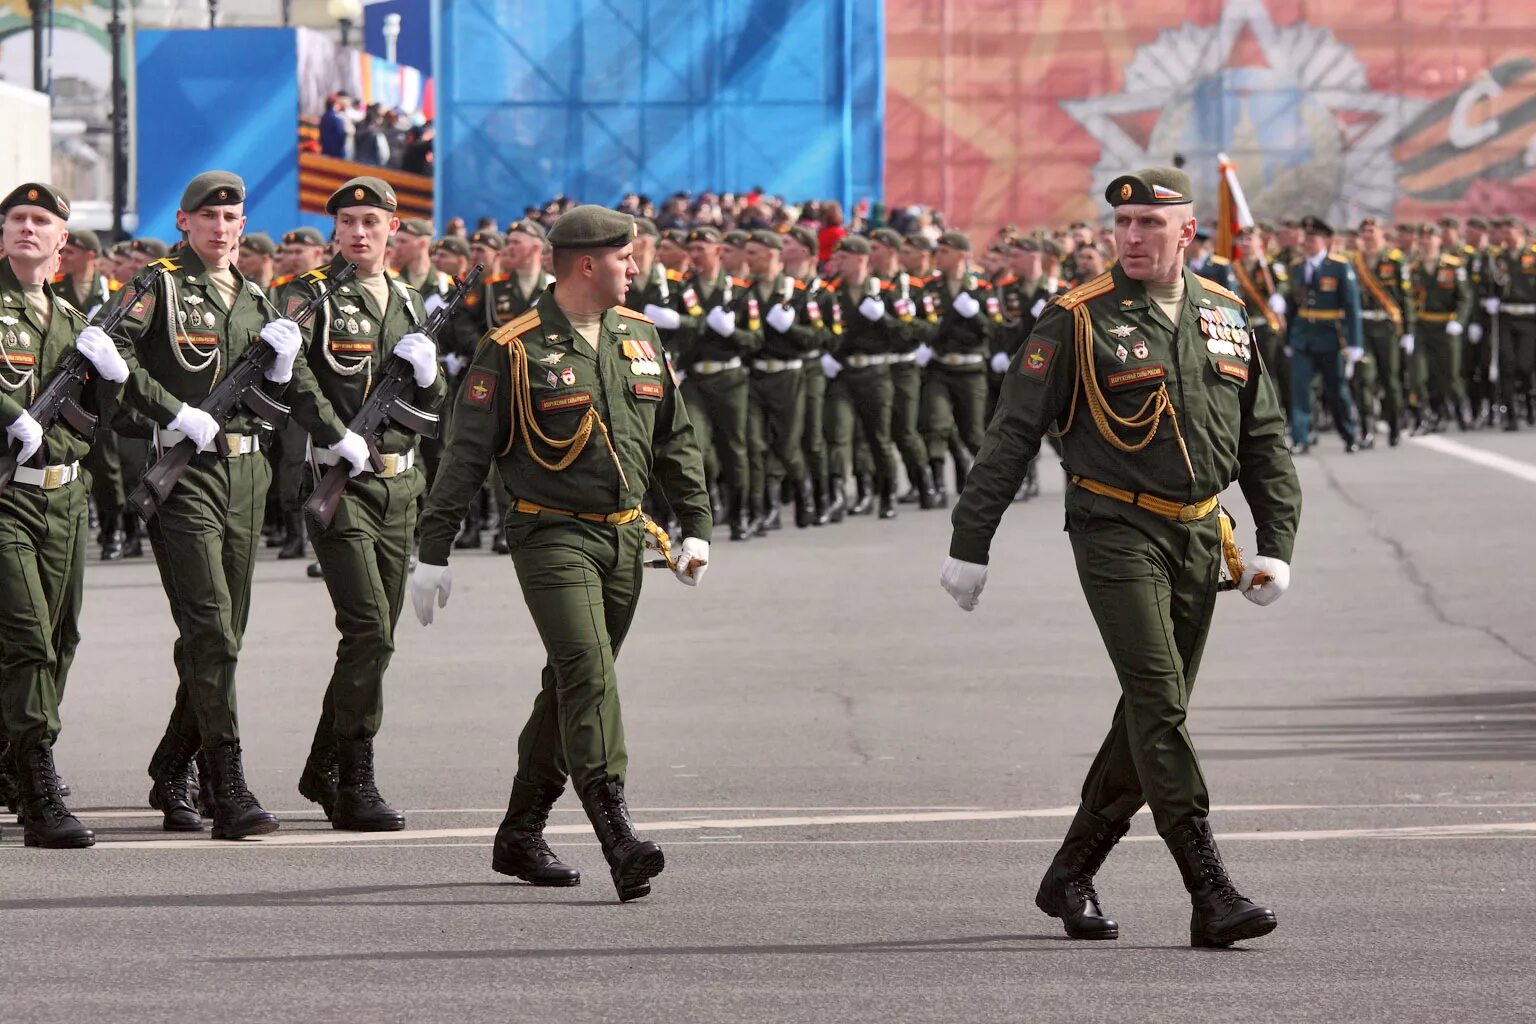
left=1416, top=323, right=1465, bottom=409
left=274, top=420, right=310, bottom=516
left=0, top=479, right=87, bottom=749
left=1498, top=315, right=1536, bottom=411
left=799, top=362, right=828, bottom=487
left=888, top=359, right=928, bottom=486
left=506, top=515, right=645, bottom=793
left=307, top=467, right=424, bottom=753
left=683, top=367, right=750, bottom=494
left=832, top=366, right=897, bottom=491
left=1253, top=324, right=1289, bottom=418
left=1354, top=321, right=1402, bottom=430
left=748, top=367, right=806, bottom=499
left=922, top=364, right=989, bottom=461
left=1067, top=489, right=1219, bottom=837
left=146, top=451, right=272, bottom=747
left=82, top=431, right=123, bottom=531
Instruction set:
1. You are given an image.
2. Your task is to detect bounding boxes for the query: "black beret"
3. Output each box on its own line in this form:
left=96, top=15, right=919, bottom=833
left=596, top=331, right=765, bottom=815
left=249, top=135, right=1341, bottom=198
left=747, top=229, right=782, bottom=250
left=937, top=230, right=971, bottom=251
left=397, top=218, right=434, bottom=237
left=327, top=176, right=398, bottom=215
left=1301, top=216, right=1334, bottom=237
left=547, top=205, right=635, bottom=249
left=1105, top=167, right=1193, bottom=207
left=63, top=227, right=101, bottom=254
left=686, top=226, right=722, bottom=244
left=431, top=236, right=471, bottom=257
left=282, top=227, right=326, bottom=247
left=869, top=228, right=904, bottom=249
left=239, top=232, right=276, bottom=256
left=1, top=182, right=70, bottom=220
left=468, top=229, right=504, bottom=250
left=836, top=234, right=871, bottom=255
left=180, top=171, right=245, bottom=212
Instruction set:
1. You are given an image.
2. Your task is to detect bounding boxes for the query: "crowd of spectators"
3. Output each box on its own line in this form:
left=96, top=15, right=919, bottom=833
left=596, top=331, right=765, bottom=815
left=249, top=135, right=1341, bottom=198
left=316, top=91, right=434, bottom=174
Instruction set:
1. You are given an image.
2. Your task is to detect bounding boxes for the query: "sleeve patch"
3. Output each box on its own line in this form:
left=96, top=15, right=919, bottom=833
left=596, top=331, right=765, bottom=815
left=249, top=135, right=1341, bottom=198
left=464, top=369, right=497, bottom=407
left=1216, top=359, right=1250, bottom=382
left=538, top=390, right=592, bottom=413
left=633, top=380, right=664, bottom=400
left=1105, top=364, right=1166, bottom=389
left=1018, top=337, right=1057, bottom=380
left=128, top=292, right=155, bottom=321
left=285, top=295, right=308, bottom=319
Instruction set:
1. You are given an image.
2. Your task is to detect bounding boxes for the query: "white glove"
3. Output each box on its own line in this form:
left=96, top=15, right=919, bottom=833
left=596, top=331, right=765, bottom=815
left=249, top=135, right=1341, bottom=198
left=1400, top=333, right=1415, bottom=355
left=423, top=293, right=447, bottom=317
left=1483, top=296, right=1501, bottom=315
left=410, top=561, right=452, bottom=625
left=940, top=556, right=988, bottom=612
left=706, top=306, right=736, bottom=337
left=1467, top=324, right=1483, bottom=344
left=1239, top=555, right=1290, bottom=607
left=1343, top=346, right=1364, bottom=381
left=1283, top=346, right=1293, bottom=358
left=260, top=318, right=303, bottom=383
left=1445, top=320, right=1464, bottom=337
left=5, top=410, right=43, bottom=465
left=820, top=353, right=842, bottom=379
left=914, top=344, right=934, bottom=368
left=765, top=303, right=795, bottom=333
left=74, top=325, right=129, bottom=383
left=443, top=353, right=466, bottom=377
left=1029, top=298, right=1047, bottom=318
left=952, top=291, right=981, bottom=319
left=674, top=536, right=709, bottom=586
left=858, top=296, right=886, bottom=322
left=168, top=404, right=220, bottom=451
left=393, top=331, right=438, bottom=388
left=643, top=303, right=682, bottom=331
left=328, top=429, right=371, bottom=477
left=1267, top=292, right=1287, bottom=315
left=990, top=351, right=1011, bottom=374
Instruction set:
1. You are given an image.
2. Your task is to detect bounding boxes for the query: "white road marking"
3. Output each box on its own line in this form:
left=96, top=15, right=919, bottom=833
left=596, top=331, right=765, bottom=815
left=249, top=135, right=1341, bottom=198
left=64, top=805, right=990, bottom=821
left=1410, top=434, right=1536, bottom=484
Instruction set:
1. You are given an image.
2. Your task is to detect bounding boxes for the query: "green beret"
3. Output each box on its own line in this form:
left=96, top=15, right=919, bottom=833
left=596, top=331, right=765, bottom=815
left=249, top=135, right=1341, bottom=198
left=506, top=218, right=547, bottom=241
left=239, top=232, right=276, bottom=256
left=722, top=230, right=750, bottom=248
left=1467, top=217, right=1489, bottom=230
left=747, top=229, right=782, bottom=250
left=686, top=226, right=721, bottom=244
left=282, top=227, right=326, bottom=247
left=1, top=182, right=71, bottom=220
left=1041, top=239, right=1063, bottom=259
left=785, top=226, right=816, bottom=251
left=109, top=240, right=134, bottom=257
left=1301, top=215, right=1334, bottom=237
left=327, top=175, right=398, bottom=215
left=903, top=233, right=935, bottom=253
left=469, top=229, right=504, bottom=250
left=1012, top=237, right=1042, bottom=253
left=869, top=228, right=903, bottom=249
left=661, top=229, right=689, bottom=245
left=937, top=230, right=971, bottom=252
left=836, top=235, right=871, bottom=255
left=431, top=236, right=471, bottom=257
left=1104, top=167, right=1193, bottom=207
left=547, top=204, right=635, bottom=249
left=64, top=227, right=101, bottom=255
left=180, top=171, right=245, bottom=213
left=1437, top=216, right=1461, bottom=230
left=397, top=218, right=434, bottom=237
left=633, top=216, right=659, bottom=238
left=132, top=238, right=170, bottom=257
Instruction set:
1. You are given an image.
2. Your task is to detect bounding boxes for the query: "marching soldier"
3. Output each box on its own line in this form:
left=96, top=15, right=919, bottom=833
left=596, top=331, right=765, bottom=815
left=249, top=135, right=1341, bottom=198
left=486, top=219, right=552, bottom=327
left=1487, top=217, right=1536, bottom=430
left=236, top=233, right=276, bottom=290
left=1228, top=228, right=1290, bottom=417
left=942, top=167, right=1299, bottom=949
left=280, top=176, right=447, bottom=830
left=267, top=227, right=329, bottom=562
left=1286, top=216, right=1362, bottom=454
left=1461, top=218, right=1498, bottom=427
left=410, top=205, right=712, bottom=903
left=783, top=225, right=836, bottom=524
left=1409, top=224, right=1473, bottom=431
left=391, top=219, right=453, bottom=299
left=1350, top=218, right=1413, bottom=445
left=869, top=228, right=937, bottom=509
left=0, top=183, right=134, bottom=847
left=110, top=171, right=302, bottom=839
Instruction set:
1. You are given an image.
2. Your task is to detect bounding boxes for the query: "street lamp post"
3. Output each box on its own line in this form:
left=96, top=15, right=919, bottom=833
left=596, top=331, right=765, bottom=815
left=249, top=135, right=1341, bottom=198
left=110, top=0, right=127, bottom=239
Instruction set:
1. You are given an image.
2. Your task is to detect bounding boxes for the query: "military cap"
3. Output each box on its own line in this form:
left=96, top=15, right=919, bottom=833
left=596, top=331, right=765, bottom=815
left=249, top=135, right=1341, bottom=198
left=1104, top=167, right=1193, bottom=207
left=747, top=229, right=782, bottom=250
left=282, top=227, right=326, bottom=247
left=506, top=217, right=547, bottom=241
left=397, top=218, right=434, bottom=237
left=1416, top=222, right=1441, bottom=236
left=1, top=182, right=71, bottom=220
left=869, top=227, right=904, bottom=249
left=132, top=238, right=170, bottom=257
left=836, top=235, right=871, bottom=255
left=1467, top=217, right=1489, bottom=230
left=1300, top=215, right=1334, bottom=237
left=431, top=236, right=470, bottom=257
left=1011, top=236, right=1042, bottom=253
left=180, top=171, right=245, bottom=212
left=239, top=232, right=276, bottom=256
left=1041, top=239, right=1064, bottom=259
left=785, top=226, right=816, bottom=251
left=468, top=229, right=504, bottom=250
left=633, top=216, right=659, bottom=238
left=661, top=228, right=689, bottom=246
left=1489, top=216, right=1514, bottom=229
left=1357, top=216, right=1382, bottom=230
left=326, top=175, right=398, bottom=215
left=936, top=230, right=972, bottom=251
left=63, top=227, right=101, bottom=254
left=547, top=204, right=635, bottom=249
left=686, top=226, right=722, bottom=244
left=723, top=230, right=750, bottom=248
left=109, top=240, right=134, bottom=257
left=1437, top=216, right=1461, bottom=229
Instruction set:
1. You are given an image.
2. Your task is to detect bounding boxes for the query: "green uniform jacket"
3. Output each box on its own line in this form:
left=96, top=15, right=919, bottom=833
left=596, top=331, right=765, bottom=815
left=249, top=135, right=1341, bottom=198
left=922, top=270, right=1002, bottom=362
left=1228, top=257, right=1289, bottom=330
left=484, top=270, right=552, bottom=331
left=996, top=275, right=1066, bottom=359
left=418, top=291, right=712, bottom=565
left=52, top=271, right=115, bottom=319
left=828, top=275, right=908, bottom=359
left=1352, top=248, right=1415, bottom=335
left=1194, top=254, right=1237, bottom=293
left=626, top=264, right=692, bottom=359
left=1411, top=254, right=1473, bottom=325
left=751, top=273, right=824, bottom=360
left=951, top=265, right=1300, bottom=564
left=0, top=259, right=115, bottom=461
left=883, top=270, right=934, bottom=353
left=107, top=247, right=289, bottom=436
left=672, top=270, right=762, bottom=367
left=1493, top=242, right=1536, bottom=303
left=279, top=255, right=449, bottom=451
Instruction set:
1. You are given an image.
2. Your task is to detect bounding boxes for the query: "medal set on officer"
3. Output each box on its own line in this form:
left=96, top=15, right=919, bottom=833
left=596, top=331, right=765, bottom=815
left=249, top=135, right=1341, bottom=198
left=1199, top=305, right=1251, bottom=360
left=622, top=337, right=662, bottom=376
left=0, top=314, right=31, bottom=350
left=179, top=294, right=218, bottom=330
left=332, top=303, right=372, bottom=336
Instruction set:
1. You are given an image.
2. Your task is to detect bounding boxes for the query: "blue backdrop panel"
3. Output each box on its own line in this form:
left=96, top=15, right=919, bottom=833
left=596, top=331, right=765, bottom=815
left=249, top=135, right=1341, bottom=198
left=437, top=0, right=883, bottom=224
left=135, top=29, right=298, bottom=239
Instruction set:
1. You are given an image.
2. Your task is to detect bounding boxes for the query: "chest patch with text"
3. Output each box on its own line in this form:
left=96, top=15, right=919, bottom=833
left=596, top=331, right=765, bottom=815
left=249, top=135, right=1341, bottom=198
left=1105, top=364, right=1165, bottom=389
left=538, top=390, right=592, bottom=413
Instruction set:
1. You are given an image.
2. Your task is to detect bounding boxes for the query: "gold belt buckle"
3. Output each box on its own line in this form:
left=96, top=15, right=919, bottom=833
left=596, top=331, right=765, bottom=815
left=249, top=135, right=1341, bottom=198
left=1178, top=504, right=1201, bottom=523
left=379, top=453, right=399, bottom=478
left=224, top=433, right=243, bottom=458
left=42, top=465, right=65, bottom=489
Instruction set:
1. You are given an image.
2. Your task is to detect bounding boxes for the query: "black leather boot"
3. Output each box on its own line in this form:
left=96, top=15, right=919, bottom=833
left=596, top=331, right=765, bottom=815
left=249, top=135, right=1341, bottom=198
left=917, top=464, right=939, bottom=510
left=278, top=511, right=306, bottom=560
left=826, top=478, right=847, bottom=523
left=579, top=776, right=665, bottom=902
left=877, top=479, right=898, bottom=520
left=794, top=477, right=815, bottom=528
left=147, top=731, right=203, bottom=831
left=454, top=515, right=482, bottom=549
left=848, top=474, right=874, bottom=516
left=203, top=741, right=279, bottom=840
left=1035, top=807, right=1130, bottom=939
left=120, top=511, right=144, bottom=559
left=332, top=738, right=404, bottom=831
left=16, top=744, right=93, bottom=848
left=1166, top=817, right=1277, bottom=948
left=0, top=739, right=20, bottom=815
left=953, top=450, right=973, bottom=495
left=195, top=750, right=215, bottom=818
left=492, top=778, right=581, bottom=886
left=101, top=523, right=124, bottom=561
left=491, top=528, right=510, bottom=554
left=729, top=486, right=753, bottom=541
left=928, top=459, right=949, bottom=509
left=761, top=486, right=783, bottom=532
left=298, top=747, right=339, bottom=820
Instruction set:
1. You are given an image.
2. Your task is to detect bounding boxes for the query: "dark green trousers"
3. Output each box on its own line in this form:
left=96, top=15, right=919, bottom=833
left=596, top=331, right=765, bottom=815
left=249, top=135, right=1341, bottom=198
left=1067, top=489, right=1219, bottom=836
left=82, top=431, right=123, bottom=530
left=0, top=479, right=87, bottom=749
left=799, top=362, right=828, bottom=485
left=1354, top=321, right=1402, bottom=430
left=888, top=359, right=928, bottom=485
left=274, top=420, right=309, bottom=516
left=841, top=366, right=898, bottom=490
left=749, top=367, right=806, bottom=497
left=507, top=515, right=645, bottom=793
left=683, top=367, right=750, bottom=493
left=307, top=467, right=423, bottom=751
left=146, top=451, right=271, bottom=748
left=1417, top=323, right=1465, bottom=408
left=922, top=364, right=989, bottom=460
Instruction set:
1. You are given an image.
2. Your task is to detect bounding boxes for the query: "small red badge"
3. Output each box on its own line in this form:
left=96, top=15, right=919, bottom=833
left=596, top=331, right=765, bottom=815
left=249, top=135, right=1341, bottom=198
left=1019, top=338, right=1056, bottom=380
left=464, top=369, right=495, bottom=407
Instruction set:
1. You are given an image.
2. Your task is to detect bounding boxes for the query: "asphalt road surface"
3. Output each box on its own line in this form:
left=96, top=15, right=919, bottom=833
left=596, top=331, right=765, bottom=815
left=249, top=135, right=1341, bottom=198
left=4, top=431, right=1535, bottom=1022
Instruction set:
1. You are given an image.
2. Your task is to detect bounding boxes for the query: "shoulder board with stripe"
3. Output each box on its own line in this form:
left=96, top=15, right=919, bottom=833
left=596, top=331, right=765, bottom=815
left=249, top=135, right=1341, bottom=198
left=730, top=276, right=751, bottom=288
left=615, top=305, right=653, bottom=325
left=1208, top=254, right=1232, bottom=266
left=828, top=277, right=842, bottom=290
left=51, top=272, right=66, bottom=284
left=1053, top=271, right=1115, bottom=311
left=270, top=273, right=296, bottom=288
left=995, top=273, right=1018, bottom=287
left=1441, top=254, right=1463, bottom=267
left=976, top=278, right=994, bottom=290
left=107, top=278, right=122, bottom=290
left=879, top=279, right=898, bottom=292
left=792, top=280, right=807, bottom=291
left=1198, top=277, right=1246, bottom=306
left=1386, top=249, right=1403, bottom=261
left=487, top=272, right=510, bottom=284
left=300, top=268, right=328, bottom=283
left=151, top=257, right=183, bottom=273
left=1325, top=255, right=1353, bottom=267
left=55, top=295, right=84, bottom=320
left=665, top=268, right=684, bottom=282
left=490, top=308, right=542, bottom=346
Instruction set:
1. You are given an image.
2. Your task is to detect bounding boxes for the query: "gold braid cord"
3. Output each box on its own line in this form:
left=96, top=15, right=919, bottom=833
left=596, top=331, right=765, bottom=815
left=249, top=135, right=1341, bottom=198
left=502, top=334, right=630, bottom=489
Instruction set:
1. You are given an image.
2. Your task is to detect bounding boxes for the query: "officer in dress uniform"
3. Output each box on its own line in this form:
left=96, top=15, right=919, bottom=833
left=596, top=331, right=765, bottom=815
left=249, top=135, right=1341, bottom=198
left=1286, top=216, right=1362, bottom=454
left=942, top=167, right=1299, bottom=949
left=868, top=228, right=937, bottom=510
left=1489, top=217, right=1536, bottom=430
left=1349, top=218, right=1414, bottom=445
left=1409, top=224, right=1473, bottom=431
left=783, top=226, right=837, bottom=525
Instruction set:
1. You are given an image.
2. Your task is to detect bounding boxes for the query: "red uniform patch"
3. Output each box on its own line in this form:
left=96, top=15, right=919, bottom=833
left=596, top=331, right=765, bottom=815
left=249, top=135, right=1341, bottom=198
left=285, top=296, right=307, bottom=319
left=538, top=391, right=592, bottom=413
left=1216, top=359, right=1249, bottom=382
left=464, top=369, right=496, bottom=407
left=1105, top=364, right=1166, bottom=389
left=632, top=380, right=664, bottom=400
left=1018, top=338, right=1056, bottom=380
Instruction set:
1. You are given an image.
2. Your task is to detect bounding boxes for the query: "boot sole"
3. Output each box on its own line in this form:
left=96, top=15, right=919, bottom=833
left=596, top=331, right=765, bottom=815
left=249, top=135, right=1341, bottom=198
left=161, top=816, right=205, bottom=832
left=212, top=817, right=280, bottom=840
left=613, top=847, right=666, bottom=902
left=1037, top=899, right=1120, bottom=940
left=491, top=857, right=582, bottom=887
left=24, top=832, right=95, bottom=849
left=1193, top=910, right=1278, bottom=948
left=332, top=817, right=406, bottom=832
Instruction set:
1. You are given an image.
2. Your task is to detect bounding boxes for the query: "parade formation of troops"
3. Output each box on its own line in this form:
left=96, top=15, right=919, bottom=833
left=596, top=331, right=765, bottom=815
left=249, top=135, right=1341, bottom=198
left=0, top=164, right=1527, bottom=942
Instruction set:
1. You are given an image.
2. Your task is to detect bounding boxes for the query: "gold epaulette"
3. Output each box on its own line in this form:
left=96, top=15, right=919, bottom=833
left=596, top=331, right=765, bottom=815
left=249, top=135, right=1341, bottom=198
left=1198, top=277, right=1246, bottom=306
left=1441, top=254, right=1463, bottom=267
left=827, top=277, right=843, bottom=290
left=1053, top=271, right=1115, bottom=311
left=107, top=278, right=122, bottom=290
left=730, top=276, right=751, bottom=289
left=1387, top=249, right=1404, bottom=261
left=490, top=308, right=541, bottom=346
left=1209, top=254, right=1232, bottom=265
left=665, top=268, right=684, bottom=282
left=300, top=267, right=327, bottom=283
left=614, top=305, right=654, bottom=325
left=55, top=295, right=83, bottom=320
left=1325, top=254, right=1353, bottom=268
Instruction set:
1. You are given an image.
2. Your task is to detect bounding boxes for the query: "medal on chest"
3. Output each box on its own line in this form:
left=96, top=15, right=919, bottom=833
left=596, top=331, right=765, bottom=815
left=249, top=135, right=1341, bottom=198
left=622, top=336, right=661, bottom=376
